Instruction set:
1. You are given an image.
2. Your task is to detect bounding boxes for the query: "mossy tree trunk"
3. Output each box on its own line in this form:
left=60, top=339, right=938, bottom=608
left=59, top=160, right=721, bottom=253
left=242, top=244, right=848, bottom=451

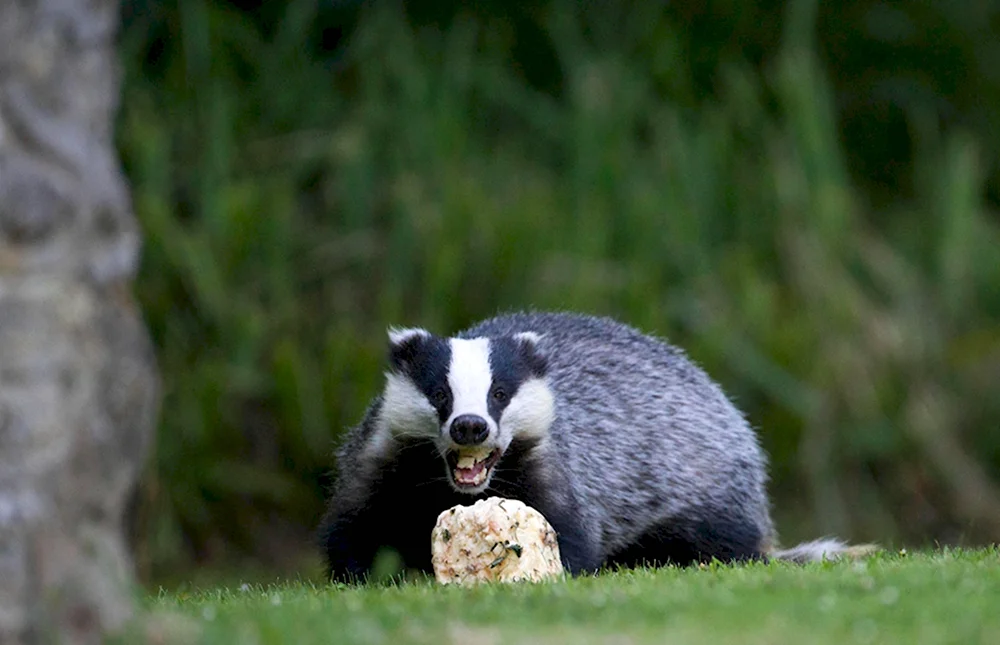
left=0, top=1, right=159, bottom=643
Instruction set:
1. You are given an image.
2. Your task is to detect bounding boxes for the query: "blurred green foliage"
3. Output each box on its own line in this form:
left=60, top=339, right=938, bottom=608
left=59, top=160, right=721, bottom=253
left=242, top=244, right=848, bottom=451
left=116, top=0, right=1000, bottom=581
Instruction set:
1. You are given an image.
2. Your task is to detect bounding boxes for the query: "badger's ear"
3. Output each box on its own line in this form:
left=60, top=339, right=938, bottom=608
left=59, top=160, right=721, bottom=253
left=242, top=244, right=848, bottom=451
left=513, top=331, right=542, bottom=346
left=513, top=331, right=548, bottom=377
left=387, top=327, right=431, bottom=372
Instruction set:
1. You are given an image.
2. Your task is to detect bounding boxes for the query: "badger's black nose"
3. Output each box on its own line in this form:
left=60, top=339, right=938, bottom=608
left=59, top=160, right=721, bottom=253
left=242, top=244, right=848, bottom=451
left=450, top=414, right=490, bottom=445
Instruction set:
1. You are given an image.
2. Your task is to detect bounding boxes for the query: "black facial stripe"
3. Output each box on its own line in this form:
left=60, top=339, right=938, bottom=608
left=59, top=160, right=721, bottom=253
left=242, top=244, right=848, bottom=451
left=390, top=334, right=453, bottom=423
left=486, top=336, right=546, bottom=424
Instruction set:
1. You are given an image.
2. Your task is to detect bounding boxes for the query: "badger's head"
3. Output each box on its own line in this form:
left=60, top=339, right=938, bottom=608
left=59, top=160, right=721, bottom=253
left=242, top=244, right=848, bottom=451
left=378, top=327, right=553, bottom=494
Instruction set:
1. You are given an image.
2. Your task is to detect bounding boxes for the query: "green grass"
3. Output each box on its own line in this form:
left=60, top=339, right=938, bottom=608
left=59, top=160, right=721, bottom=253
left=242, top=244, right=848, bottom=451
left=140, top=549, right=999, bottom=645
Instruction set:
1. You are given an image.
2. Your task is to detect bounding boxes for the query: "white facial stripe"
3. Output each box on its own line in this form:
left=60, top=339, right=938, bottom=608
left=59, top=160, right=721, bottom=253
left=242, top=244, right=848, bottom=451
left=447, top=338, right=495, bottom=427
left=379, top=372, right=438, bottom=441
left=499, top=378, right=554, bottom=441
left=362, top=417, right=394, bottom=462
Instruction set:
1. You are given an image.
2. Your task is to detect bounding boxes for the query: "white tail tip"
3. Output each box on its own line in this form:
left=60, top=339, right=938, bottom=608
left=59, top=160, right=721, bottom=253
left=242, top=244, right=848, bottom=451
left=770, top=538, right=879, bottom=564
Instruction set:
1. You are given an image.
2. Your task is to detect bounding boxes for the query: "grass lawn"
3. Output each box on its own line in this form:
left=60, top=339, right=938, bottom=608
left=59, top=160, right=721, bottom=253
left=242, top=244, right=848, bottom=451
left=142, top=548, right=999, bottom=645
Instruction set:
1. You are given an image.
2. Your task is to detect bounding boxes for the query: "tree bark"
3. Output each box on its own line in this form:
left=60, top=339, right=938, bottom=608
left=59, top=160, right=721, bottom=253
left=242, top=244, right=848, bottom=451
left=0, top=1, right=159, bottom=643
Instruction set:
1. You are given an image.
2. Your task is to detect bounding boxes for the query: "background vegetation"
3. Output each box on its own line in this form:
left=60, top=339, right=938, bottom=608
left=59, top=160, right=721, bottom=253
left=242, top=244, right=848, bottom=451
left=115, top=0, right=1000, bottom=583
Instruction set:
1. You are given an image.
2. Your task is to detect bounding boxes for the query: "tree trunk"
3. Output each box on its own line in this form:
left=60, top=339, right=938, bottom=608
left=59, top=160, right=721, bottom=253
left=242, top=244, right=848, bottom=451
left=0, top=1, right=159, bottom=643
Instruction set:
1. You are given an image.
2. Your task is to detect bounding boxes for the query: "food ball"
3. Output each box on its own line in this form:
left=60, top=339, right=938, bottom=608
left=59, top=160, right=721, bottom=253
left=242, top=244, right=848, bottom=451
left=430, top=497, right=564, bottom=585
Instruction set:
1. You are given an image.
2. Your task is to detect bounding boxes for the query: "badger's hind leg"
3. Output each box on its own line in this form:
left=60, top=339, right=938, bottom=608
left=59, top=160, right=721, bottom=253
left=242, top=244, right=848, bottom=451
left=603, top=513, right=768, bottom=570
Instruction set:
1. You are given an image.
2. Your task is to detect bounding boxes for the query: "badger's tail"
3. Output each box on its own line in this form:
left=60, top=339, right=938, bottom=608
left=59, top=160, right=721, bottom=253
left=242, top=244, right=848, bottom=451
left=768, top=538, right=880, bottom=564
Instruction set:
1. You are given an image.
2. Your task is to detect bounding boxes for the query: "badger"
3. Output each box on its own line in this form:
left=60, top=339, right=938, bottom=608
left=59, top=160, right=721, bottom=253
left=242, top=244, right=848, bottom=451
left=318, top=311, right=871, bottom=582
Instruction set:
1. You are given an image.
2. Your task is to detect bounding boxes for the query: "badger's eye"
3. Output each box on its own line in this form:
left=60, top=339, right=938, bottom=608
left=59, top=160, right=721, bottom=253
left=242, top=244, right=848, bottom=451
left=432, top=388, right=449, bottom=406
left=491, top=387, right=508, bottom=403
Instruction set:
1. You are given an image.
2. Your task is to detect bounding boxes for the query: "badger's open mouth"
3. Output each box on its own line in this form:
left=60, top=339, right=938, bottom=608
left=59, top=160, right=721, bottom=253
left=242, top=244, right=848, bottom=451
left=446, top=448, right=502, bottom=489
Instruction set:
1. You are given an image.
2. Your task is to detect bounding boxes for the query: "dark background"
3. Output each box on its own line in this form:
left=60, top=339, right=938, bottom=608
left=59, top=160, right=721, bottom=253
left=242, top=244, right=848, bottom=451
left=115, top=0, right=1000, bottom=585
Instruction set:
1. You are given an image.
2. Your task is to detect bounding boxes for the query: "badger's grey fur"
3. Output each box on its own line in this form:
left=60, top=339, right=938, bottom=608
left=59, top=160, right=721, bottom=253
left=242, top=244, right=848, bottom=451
left=318, top=311, right=874, bottom=581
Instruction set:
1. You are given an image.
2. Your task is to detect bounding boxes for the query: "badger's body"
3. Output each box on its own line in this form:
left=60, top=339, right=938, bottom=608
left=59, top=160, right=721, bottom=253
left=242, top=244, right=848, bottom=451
left=319, top=311, right=866, bottom=581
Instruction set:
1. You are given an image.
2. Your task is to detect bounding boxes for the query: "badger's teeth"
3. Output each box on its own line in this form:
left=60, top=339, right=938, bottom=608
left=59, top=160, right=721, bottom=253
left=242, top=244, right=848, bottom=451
left=456, top=448, right=492, bottom=466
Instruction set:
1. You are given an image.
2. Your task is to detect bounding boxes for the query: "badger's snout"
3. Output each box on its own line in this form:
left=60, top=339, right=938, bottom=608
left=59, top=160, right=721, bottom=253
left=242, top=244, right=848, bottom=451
left=449, top=414, right=490, bottom=445
left=445, top=414, right=501, bottom=492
